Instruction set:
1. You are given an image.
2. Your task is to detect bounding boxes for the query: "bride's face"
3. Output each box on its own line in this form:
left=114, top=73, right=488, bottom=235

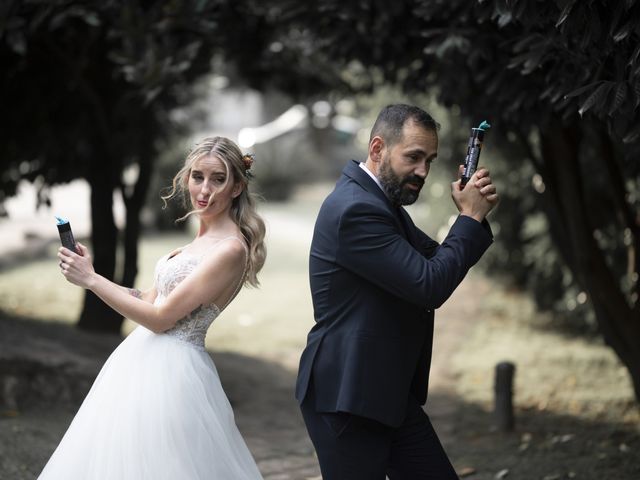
left=188, top=155, right=241, bottom=217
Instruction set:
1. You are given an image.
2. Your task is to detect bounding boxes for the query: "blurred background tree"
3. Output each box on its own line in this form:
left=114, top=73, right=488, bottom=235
left=0, top=0, right=342, bottom=333
left=1, top=0, right=219, bottom=332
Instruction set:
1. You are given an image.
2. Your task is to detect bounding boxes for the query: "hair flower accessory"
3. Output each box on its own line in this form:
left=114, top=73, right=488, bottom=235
left=242, top=153, right=254, bottom=178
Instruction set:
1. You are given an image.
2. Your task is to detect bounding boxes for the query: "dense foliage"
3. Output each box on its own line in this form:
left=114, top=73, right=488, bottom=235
left=267, top=0, right=640, bottom=399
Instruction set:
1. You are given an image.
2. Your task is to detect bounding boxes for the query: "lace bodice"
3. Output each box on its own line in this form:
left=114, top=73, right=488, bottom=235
left=153, top=238, right=246, bottom=351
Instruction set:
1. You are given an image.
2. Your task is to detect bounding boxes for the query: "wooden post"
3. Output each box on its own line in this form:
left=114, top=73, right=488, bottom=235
left=494, top=361, right=515, bottom=431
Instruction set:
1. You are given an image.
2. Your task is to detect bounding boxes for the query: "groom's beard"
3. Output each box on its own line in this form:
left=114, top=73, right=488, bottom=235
left=378, top=156, right=424, bottom=206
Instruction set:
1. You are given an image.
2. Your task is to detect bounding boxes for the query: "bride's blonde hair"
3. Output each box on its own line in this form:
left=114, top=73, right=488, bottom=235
left=161, top=136, right=266, bottom=287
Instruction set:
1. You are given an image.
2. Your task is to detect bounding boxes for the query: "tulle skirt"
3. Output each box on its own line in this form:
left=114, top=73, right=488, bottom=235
left=38, top=326, right=263, bottom=479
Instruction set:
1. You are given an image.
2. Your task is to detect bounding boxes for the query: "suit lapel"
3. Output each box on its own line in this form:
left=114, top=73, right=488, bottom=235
left=342, top=160, right=389, bottom=205
left=396, top=207, right=418, bottom=248
left=342, top=160, right=415, bottom=246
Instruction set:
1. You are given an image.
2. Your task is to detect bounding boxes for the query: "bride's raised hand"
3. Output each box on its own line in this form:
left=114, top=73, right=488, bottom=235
left=58, top=242, right=97, bottom=289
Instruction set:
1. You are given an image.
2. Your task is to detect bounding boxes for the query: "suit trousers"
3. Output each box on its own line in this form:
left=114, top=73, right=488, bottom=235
left=300, top=381, right=459, bottom=480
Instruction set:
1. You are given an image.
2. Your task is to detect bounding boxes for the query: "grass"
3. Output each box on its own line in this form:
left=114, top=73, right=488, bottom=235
left=444, top=282, right=639, bottom=479
left=452, top=286, right=639, bottom=425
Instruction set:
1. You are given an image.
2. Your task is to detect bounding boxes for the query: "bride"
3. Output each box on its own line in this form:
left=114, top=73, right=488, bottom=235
left=39, top=136, right=266, bottom=479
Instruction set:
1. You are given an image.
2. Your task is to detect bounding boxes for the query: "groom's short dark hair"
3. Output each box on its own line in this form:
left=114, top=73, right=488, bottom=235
left=369, top=104, right=440, bottom=146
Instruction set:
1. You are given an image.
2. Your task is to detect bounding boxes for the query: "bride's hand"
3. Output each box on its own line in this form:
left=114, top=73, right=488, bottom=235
left=58, top=242, right=97, bottom=289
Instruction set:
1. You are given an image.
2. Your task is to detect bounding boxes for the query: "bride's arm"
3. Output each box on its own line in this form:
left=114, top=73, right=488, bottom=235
left=125, top=285, right=158, bottom=304
left=72, top=243, right=158, bottom=304
left=58, top=241, right=245, bottom=333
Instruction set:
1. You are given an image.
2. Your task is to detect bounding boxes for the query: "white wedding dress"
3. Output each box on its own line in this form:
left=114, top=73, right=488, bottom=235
left=39, top=240, right=263, bottom=479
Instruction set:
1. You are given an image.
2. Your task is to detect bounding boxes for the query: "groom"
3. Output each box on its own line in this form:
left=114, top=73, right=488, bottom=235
left=296, top=104, right=499, bottom=479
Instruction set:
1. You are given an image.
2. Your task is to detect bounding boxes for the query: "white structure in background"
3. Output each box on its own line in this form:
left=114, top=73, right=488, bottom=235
left=237, top=100, right=362, bottom=149
left=184, top=76, right=264, bottom=143
left=238, top=104, right=308, bottom=149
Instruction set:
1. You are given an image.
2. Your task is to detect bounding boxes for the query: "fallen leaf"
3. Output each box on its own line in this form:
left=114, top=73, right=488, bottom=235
left=495, top=468, right=509, bottom=479
left=458, top=466, right=476, bottom=477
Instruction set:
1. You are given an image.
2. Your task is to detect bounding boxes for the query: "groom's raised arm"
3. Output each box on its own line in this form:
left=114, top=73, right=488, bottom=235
left=336, top=201, right=492, bottom=310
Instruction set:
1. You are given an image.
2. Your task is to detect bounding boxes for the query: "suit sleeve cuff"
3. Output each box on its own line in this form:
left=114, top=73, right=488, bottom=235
left=455, top=215, right=494, bottom=244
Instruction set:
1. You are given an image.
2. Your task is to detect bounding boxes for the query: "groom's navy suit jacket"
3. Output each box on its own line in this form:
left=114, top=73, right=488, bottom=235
left=296, top=160, right=493, bottom=427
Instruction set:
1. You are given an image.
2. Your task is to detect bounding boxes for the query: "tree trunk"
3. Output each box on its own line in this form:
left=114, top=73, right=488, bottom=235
left=121, top=145, right=153, bottom=289
left=538, top=116, right=640, bottom=402
left=121, top=191, right=141, bottom=291
left=77, top=163, right=122, bottom=334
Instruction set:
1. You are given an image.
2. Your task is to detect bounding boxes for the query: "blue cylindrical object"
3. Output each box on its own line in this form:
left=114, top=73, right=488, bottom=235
left=461, top=121, right=490, bottom=187
left=56, top=216, right=77, bottom=253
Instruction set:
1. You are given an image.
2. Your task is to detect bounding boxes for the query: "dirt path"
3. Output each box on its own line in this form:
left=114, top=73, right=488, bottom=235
left=428, top=274, right=491, bottom=445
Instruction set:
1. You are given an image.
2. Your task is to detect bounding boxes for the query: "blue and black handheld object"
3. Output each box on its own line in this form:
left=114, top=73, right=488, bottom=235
left=461, top=120, right=491, bottom=188
left=56, top=216, right=77, bottom=253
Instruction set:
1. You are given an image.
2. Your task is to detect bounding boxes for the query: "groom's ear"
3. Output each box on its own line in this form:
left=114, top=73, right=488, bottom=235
left=369, top=136, right=385, bottom=163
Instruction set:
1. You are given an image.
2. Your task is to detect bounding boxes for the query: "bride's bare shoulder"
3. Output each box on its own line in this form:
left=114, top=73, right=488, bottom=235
left=214, top=237, right=246, bottom=256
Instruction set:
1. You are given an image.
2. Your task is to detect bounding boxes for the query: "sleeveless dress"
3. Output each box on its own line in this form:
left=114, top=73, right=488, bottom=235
left=38, top=237, right=263, bottom=479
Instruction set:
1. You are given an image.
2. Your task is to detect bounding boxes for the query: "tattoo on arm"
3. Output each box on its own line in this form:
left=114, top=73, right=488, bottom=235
left=128, top=288, right=142, bottom=299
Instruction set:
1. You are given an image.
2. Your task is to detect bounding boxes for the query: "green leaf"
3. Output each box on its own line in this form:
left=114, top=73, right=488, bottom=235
left=613, top=21, right=633, bottom=43
left=506, top=51, right=531, bottom=70
left=497, top=12, right=513, bottom=28
left=522, top=48, right=546, bottom=75
left=628, top=43, right=640, bottom=69
left=577, top=13, right=599, bottom=51
left=6, top=30, right=26, bottom=55
left=81, top=12, right=101, bottom=27
left=513, top=33, right=543, bottom=53
left=608, top=82, right=628, bottom=116
left=608, top=1, right=626, bottom=39
left=578, top=81, right=613, bottom=116
left=622, top=122, right=640, bottom=143
left=564, top=81, right=601, bottom=100
left=555, top=0, right=577, bottom=28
